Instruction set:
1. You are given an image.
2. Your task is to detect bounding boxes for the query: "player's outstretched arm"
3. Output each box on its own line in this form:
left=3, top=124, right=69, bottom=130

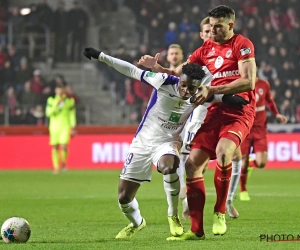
left=137, top=53, right=186, bottom=77
left=83, top=47, right=144, bottom=81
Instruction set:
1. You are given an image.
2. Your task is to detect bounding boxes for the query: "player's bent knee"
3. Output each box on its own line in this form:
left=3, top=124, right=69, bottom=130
left=118, top=191, right=133, bottom=204
left=159, top=165, right=177, bottom=175
left=257, top=162, right=266, bottom=169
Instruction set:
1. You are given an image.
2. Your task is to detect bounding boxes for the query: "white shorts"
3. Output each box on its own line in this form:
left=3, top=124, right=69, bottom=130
left=181, top=121, right=203, bottom=154
left=120, top=137, right=181, bottom=184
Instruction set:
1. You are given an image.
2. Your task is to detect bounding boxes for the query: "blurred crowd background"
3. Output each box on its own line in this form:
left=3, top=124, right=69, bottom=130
left=0, top=0, right=299, bottom=126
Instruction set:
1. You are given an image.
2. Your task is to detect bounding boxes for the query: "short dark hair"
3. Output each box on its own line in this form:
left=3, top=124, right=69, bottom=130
left=182, top=63, right=205, bottom=81
left=208, top=5, right=235, bottom=22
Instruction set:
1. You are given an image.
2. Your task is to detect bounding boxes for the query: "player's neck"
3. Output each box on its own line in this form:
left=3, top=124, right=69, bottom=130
left=215, top=33, right=235, bottom=45
left=169, top=63, right=182, bottom=70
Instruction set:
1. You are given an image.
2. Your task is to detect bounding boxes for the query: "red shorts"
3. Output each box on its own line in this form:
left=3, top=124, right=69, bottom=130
left=241, top=126, right=268, bottom=155
left=191, top=110, right=253, bottom=160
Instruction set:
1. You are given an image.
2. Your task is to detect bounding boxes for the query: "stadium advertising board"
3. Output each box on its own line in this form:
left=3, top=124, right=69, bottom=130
left=0, top=134, right=299, bottom=169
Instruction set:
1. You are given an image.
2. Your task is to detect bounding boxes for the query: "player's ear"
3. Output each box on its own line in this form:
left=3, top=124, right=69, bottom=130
left=199, top=32, right=203, bottom=39
left=229, top=22, right=234, bottom=30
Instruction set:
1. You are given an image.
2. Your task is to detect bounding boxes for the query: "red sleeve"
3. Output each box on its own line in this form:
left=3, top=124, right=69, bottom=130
left=234, top=36, right=255, bottom=62
left=265, top=81, right=279, bottom=116
left=188, top=47, right=205, bottom=66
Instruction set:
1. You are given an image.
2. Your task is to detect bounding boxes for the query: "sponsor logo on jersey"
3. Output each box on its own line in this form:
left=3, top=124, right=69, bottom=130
left=214, top=56, right=224, bottom=69
left=212, top=70, right=240, bottom=79
left=169, top=112, right=182, bottom=122
left=240, top=48, right=251, bottom=56
left=207, top=47, right=215, bottom=57
left=226, top=49, right=232, bottom=58
left=169, top=94, right=176, bottom=97
left=146, top=72, right=156, bottom=77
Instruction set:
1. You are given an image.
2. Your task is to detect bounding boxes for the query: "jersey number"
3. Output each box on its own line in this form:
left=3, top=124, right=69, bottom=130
left=121, top=153, right=134, bottom=175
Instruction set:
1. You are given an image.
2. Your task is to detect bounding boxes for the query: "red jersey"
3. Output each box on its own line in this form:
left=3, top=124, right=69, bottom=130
left=189, top=34, right=256, bottom=121
left=254, top=78, right=279, bottom=128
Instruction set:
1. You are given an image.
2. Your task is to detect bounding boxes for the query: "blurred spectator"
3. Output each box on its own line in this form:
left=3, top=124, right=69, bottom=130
left=18, top=81, right=38, bottom=115
left=14, top=57, right=33, bottom=91
left=48, top=74, right=66, bottom=95
left=8, top=7, right=23, bottom=48
left=4, top=86, right=22, bottom=124
left=164, top=22, right=177, bottom=47
left=36, top=0, right=53, bottom=30
left=7, top=44, right=20, bottom=71
left=283, top=7, right=299, bottom=31
left=26, top=104, right=45, bottom=125
left=39, top=85, right=52, bottom=108
left=0, top=2, right=8, bottom=46
left=2, top=59, right=14, bottom=88
left=30, top=69, right=46, bottom=94
left=68, top=1, right=88, bottom=62
left=53, top=1, right=68, bottom=62
left=124, top=78, right=137, bottom=123
left=258, top=61, right=277, bottom=86
left=65, top=84, right=79, bottom=104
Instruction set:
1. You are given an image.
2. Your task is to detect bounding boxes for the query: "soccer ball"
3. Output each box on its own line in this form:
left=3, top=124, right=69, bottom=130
left=1, top=217, right=31, bottom=243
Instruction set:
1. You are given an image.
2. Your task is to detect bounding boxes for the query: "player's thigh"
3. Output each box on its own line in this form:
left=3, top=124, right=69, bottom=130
left=49, top=129, right=60, bottom=145
left=253, top=135, right=268, bottom=155
left=185, top=148, right=210, bottom=178
left=181, top=121, right=202, bottom=155
left=58, top=128, right=71, bottom=145
left=120, top=139, right=153, bottom=184
left=241, top=135, right=253, bottom=156
left=191, top=114, right=221, bottom=159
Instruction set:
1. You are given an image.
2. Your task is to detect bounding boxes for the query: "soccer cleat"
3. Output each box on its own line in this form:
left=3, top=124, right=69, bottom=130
left=226, top=200, right=239, bottom=219
left=212, top=212, right=227, bottom=235
left=182, top=198, right=190, bottom=220
left=166, top=230, right=205, bottom=241
left=115, top=218, right=146, bottom=239
left=240, top=191, right=250, bottom=201
left=168, top=215, right=184, bottom=236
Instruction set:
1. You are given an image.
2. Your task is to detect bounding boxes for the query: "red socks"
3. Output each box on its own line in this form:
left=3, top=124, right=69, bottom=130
left=186, top=177, right=205, bottom=235
left=240, top=167, right=248, bottom=192
left=214, top=162, right=232, bottom=214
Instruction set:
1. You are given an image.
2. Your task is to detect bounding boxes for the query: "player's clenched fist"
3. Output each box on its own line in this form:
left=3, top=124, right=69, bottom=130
left=190, top=85, right=212, bottom=106
left=83, top=47, right=101, bottom=60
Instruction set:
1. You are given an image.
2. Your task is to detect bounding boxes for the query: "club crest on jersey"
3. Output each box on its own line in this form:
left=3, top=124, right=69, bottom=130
left=214, top=56, right=224, bottom=69
left=240, top=48, right=251, bottom=56
left=256, top=93, right=259, bottom=102
left=258, top=88, right=264, bottom=95
left=226, top=49, right=232, bottom=58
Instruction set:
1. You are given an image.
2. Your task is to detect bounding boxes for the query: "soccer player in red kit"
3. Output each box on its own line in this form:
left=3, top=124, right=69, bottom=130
left=138, top=5, right=256, bottom=240
left=239, top=78, right=287, bottom=201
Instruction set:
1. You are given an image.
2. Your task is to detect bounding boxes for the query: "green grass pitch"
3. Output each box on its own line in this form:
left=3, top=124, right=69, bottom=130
left=0, top=169, right=299, bottom=250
